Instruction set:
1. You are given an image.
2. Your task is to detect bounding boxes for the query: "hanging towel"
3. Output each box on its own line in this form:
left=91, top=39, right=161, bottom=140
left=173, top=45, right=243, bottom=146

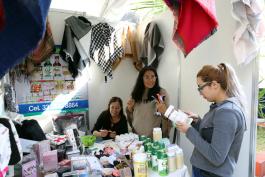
left=231, top=0, right=265, bottom=65
left=140, top=22, right=164, bottom=68
left=0, top=0, right=51, bottom=79
left=171, top=0, right=218, bottom=56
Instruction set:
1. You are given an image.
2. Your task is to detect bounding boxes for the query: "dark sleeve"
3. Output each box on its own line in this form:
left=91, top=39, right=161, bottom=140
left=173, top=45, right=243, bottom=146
left=116, top=116, right=128, bottom=135
left=125, top=107, right=133, bottom=129
left=191, top=118, right=201, bottom=131
left=161, top=88, right=172, bottom=137
left=91, top=111, right=106, bottom=133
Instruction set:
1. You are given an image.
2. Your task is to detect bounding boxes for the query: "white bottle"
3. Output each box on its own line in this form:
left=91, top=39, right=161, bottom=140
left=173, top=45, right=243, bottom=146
left=164, top=105, right=190, bottom=124
left=153, top=127, right=162, bottom=142
left=133, top=153, right=147, bottom=177
left=176, top=149, right=184, bottom=169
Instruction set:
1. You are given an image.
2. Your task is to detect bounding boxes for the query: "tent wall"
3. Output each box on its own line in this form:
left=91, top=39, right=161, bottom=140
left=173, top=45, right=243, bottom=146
left=48, top=0, right=255, bottom=175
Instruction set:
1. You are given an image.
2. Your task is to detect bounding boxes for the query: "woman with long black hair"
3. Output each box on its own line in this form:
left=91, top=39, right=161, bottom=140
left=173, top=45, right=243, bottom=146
left=126, top=66, right=171, bottom=138
left=92, top=97, right=128, bottom=140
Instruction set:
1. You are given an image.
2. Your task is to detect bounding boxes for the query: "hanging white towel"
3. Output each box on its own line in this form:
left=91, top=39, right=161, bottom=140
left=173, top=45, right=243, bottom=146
left=231, top=0, right=265, bottom=65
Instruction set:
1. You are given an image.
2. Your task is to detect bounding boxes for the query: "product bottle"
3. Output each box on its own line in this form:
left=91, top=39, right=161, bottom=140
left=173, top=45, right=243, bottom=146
left=176, top=149, right=184, bottom=169
left=145, top=146, right=152, bottom=168
left=133, top=153, right=147, bottom=177
left=153, top=127, right=162, bottom=142
left=151, top=149, right=158, bottom=171
left=167, top=151, right=176, bottom=172
left=157, top=151, right=168, bottom=176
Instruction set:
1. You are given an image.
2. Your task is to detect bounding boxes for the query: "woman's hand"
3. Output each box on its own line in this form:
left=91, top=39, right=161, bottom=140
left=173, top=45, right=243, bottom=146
left=184, top=111, right=200, bottom=123
left=176, top=121, right=190, bottom=133
left=109, top=131, right=116, bottom=139
left=127, top=98, right=135, bottom=112
left=99, top=129, right=109, bottom=137
left=156, top=101, right=167, bottom=114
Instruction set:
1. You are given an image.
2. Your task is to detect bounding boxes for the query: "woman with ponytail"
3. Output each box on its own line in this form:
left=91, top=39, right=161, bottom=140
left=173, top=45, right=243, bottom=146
left=156, top=63, right=247, bottom=177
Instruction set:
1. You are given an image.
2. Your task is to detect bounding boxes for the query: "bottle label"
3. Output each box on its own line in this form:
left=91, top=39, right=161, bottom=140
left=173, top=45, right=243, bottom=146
left=158, top=159, right=168, bottom=172
left=134, top=162, right=147, bottom=177
left=152, top=155, right=158, bottom=167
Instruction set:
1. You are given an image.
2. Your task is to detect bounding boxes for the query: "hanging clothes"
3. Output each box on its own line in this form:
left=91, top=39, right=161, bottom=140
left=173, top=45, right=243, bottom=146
left=119, top=12, right=145, bottom=71
left=0, top=118, right=22, bottom=165
left=140, top=22, right=164, bottom=68
left=0, top=124, right=11, bottom=177
left=89, top=22, right=124, bottom=78
left=27, top=20, right=55, bottom=64
left=60, top=16, right=92, bottom=78
left=165, top=0, right=218, bottom=56
left=231, top=0, right=265, bottom=65
left=4, top=83, right=16, bottom=112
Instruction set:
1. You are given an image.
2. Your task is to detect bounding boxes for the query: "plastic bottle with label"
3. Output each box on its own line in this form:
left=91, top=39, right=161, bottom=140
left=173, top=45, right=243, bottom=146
left=157, top=152, right=168, bottom=176
left=153, top=127, right=162, bottom=142
left=151, top=149, right=158, bottom=171
left=176, top=149, right=184, bottom=169
left=133, top=153, right=147, bottom=177
left=167, top=151, right=176, bottom=172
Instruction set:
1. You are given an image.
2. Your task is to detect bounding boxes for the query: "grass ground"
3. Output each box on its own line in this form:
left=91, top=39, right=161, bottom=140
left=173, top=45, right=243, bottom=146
left=257, top=126, right=265, bottom=152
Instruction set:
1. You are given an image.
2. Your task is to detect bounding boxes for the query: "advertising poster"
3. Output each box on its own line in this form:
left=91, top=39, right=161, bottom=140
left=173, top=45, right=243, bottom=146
left=14, top=49, right=89, bottom=116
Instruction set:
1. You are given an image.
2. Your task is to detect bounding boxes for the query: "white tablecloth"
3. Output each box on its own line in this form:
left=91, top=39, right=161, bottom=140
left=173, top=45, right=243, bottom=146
left=148, top=165, right=190, bottom=177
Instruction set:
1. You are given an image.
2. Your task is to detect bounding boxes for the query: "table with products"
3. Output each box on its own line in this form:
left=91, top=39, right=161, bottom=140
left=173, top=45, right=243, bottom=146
left=18, top=130, right=190, bottom=177
left=149, top=166, right=189, bottom=177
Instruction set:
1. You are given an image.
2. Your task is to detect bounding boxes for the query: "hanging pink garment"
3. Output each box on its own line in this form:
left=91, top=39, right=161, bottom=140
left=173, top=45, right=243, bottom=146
left=172, top=0, right=218, bottom=56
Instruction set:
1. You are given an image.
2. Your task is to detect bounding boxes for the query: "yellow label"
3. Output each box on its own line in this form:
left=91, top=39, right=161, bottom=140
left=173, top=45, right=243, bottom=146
left=134, top=161, right=147, bottom=177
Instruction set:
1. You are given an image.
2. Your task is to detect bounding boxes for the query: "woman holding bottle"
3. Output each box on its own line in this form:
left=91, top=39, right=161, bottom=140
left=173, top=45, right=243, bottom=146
left=156, top=63, right=247, bottom=177
left=126, top=66, right=171, bottom=138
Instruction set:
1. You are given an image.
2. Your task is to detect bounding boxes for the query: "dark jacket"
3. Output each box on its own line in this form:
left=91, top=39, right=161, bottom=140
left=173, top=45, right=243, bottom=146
left=92, top=110, right=128, bottom=140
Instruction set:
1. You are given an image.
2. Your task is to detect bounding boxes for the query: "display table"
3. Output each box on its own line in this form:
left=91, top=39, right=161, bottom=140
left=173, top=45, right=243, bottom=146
left=148, top=165, right=190, bottom=177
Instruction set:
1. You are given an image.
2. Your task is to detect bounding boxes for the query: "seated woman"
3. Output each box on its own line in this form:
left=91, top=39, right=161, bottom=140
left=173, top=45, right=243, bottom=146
left=92, top=97, right=128, bottom=140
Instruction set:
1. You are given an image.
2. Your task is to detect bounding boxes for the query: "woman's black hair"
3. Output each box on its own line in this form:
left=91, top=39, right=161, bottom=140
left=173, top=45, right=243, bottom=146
left=107, top=96, right=125, bottom=117
left=131, top=66, right=161, bottom=103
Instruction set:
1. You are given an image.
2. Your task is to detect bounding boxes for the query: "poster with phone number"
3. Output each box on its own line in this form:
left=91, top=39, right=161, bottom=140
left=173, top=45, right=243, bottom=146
left=14, top=49, right=89, bottom=116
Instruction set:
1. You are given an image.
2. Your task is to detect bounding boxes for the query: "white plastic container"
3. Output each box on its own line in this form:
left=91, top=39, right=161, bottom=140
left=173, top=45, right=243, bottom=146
left=167, top=151, right=177, bottom=172
left=153, top=127, right=162, bottom=142
left=176, top=149, right=184, bottom=169
left=133, top=153, right=147, bottom=177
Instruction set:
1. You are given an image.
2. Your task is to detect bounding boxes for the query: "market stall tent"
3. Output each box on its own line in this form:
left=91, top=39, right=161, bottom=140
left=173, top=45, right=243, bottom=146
left=0, top=0, right=258, bottom=176
left=49, top=1, right=257, bottom=176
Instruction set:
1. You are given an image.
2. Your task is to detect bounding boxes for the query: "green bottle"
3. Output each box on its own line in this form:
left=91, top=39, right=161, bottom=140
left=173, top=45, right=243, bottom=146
left=157, top=151, right=168, bottom=176
left=139, top=135, right=147, bottom=142
left=146, top=146, right=152, bottom=168
left=151, top=149, right=158, bottom=171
